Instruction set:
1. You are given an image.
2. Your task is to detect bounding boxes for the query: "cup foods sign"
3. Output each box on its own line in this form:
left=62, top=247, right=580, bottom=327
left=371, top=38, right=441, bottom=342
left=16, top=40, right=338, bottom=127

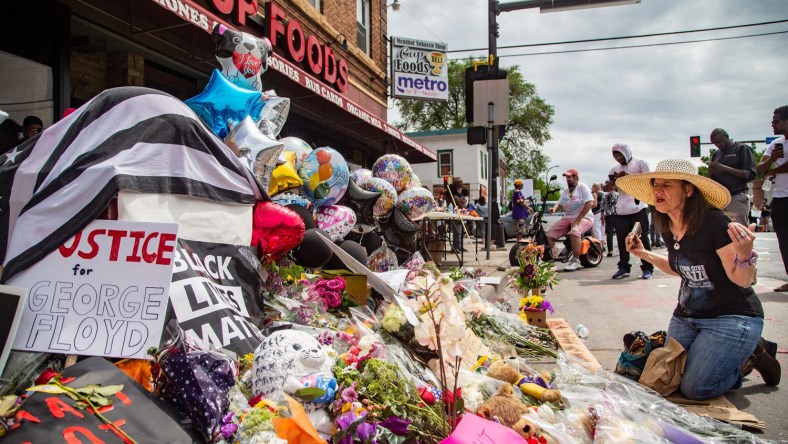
left=391, top=37, right=448, bottom=101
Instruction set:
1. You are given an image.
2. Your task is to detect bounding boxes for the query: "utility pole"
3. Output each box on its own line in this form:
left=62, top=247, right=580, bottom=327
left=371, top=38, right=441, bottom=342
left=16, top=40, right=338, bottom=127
left=483, top=0, right=639, bottom=253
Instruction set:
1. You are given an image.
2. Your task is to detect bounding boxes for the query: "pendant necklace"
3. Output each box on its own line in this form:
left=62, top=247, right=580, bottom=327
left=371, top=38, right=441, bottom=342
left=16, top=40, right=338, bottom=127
left=673, top=229, right=685, bottom=250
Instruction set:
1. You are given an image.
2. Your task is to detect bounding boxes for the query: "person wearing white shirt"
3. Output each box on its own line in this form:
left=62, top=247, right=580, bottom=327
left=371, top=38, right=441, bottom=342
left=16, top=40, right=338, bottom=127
left=546, top=168, right=594, bottom=272
left=609, top=143, right=654, bottom=280
left=756, top=106, right=788, bottom=292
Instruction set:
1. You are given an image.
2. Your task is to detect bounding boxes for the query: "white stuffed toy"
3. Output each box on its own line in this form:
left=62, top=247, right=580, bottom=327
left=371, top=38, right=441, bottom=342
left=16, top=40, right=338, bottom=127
left=252, top=330, right=336, bottom=436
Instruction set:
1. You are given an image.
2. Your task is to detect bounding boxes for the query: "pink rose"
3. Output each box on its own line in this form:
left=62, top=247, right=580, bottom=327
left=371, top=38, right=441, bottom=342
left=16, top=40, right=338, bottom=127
left=323, top=290, right=342, bottom=308
left=326, top=277, right=346, bottom=291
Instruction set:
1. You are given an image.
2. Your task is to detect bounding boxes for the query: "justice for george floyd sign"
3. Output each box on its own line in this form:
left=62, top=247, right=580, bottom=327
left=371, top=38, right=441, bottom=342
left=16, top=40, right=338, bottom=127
left=8, top=220, right=178, bottom=359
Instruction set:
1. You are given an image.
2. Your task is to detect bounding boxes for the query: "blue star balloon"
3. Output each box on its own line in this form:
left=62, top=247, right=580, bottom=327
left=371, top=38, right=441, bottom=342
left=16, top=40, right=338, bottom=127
left=185, top=69, right=265, bottom=138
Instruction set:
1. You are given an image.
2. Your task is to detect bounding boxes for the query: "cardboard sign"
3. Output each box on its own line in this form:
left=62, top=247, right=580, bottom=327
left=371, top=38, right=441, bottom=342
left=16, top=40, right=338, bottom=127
left=8, top=357, right=199, bottom=443
left=9, top=220, right=178, bottom=359
left=546, top=318, right=601, bottom=371
left=0, top=284, right=28, bottom=374
left=440, top=413, right=526, bottom=444
left=168, top=239, right=264, bottom=355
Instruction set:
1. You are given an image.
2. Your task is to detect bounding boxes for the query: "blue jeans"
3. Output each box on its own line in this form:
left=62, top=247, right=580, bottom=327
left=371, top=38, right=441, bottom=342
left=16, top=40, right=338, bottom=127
left=668, top=315, right=762, bottom=400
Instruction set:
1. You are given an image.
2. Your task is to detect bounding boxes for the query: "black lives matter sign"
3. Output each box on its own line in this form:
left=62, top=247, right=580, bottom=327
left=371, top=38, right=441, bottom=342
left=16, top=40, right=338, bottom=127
left=168, top=239, right=264, bottom=355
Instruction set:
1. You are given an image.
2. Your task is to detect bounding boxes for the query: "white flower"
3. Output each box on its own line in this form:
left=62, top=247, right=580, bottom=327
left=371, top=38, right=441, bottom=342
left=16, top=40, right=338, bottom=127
left=414, top=320, right=437, bottom=348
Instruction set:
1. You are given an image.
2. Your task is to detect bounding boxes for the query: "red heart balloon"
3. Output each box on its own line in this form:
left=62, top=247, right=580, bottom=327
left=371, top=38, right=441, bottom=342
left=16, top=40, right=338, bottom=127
left=251, top=201, right=305, bottom=259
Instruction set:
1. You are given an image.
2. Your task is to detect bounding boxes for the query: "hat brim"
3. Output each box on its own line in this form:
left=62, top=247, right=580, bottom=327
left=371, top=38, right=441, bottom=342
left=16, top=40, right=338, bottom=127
left=615, top=172, right=731, bottom=209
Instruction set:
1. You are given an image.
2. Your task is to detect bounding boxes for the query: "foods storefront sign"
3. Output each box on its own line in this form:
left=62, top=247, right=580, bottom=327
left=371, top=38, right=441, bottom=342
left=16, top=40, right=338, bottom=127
left=267, top=2, right=349, bottom=93
left=391, top=36, right=448, bottom=101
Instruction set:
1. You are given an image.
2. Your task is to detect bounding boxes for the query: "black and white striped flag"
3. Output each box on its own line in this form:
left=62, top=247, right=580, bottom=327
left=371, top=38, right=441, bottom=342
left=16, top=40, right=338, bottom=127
left=0, top=87, right=267, bottom=282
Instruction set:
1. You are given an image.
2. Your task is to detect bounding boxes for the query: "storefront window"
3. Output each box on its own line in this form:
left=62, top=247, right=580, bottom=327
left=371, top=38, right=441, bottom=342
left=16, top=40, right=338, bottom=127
left=437, top=150, right=452, bottom=177
left=0, top=50, right=53, bottom=138
left=356, top=0, right=370, bottom=54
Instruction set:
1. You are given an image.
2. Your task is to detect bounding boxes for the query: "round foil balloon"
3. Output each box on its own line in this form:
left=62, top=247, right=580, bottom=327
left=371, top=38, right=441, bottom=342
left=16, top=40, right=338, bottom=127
left=408, top=173, right=422, bottom=189
left=315, top=205, right=356, bottom=241
left=372, top=154, right=413, bottom=192
left=212, top=24, right=272, bottom=92
left=350, top=168, right=374, bottom=187
left=361, top=177, right=397, bottom=217
left=279, top=137, right=313, bottom=170
left=251, top=201, right=305, bottom=259
left=299, top=147, right=349, bottom=207
left=396, top=187, right=435, bottom=221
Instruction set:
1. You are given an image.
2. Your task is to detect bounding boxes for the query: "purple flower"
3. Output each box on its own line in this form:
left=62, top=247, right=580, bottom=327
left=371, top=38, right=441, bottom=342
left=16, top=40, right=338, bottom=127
left=336, top=411, right=358, bottom=430
left=357, top=421, right=377, bottom=441
left=379, top=416, right=411, bottom=436
left=340, top=387, right=358, bottom=403
left=522, top=263, right=537, bottom=279
left=542, top=300, right=554, bottom=313
left=220, top=412, right=237, bottom=439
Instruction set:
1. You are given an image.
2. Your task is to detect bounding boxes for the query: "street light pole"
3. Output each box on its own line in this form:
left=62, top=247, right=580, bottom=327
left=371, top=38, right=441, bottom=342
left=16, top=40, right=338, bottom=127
left=545, top=164, right=559, bottom=194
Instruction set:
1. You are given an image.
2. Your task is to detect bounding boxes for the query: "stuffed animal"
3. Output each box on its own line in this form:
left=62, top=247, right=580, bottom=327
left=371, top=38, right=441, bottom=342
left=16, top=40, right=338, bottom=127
left=487, top=360, right=562, bottom=403
left=252, top=330, right=336, bottom=436
left=212, top=24, right=272, bottom=92
left=512, top=416, right=559, bottom=444
left=476, top=384, right=530, bottom=428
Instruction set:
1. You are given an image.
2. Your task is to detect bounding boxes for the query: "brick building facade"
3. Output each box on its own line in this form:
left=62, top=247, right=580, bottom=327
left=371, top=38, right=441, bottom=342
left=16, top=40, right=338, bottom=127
left=1, top=0, right=434, bottom=167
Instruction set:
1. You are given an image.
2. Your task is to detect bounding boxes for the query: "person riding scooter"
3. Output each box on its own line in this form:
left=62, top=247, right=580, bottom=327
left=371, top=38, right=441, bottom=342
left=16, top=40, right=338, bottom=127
left=546, top=168, right=595, bottom=271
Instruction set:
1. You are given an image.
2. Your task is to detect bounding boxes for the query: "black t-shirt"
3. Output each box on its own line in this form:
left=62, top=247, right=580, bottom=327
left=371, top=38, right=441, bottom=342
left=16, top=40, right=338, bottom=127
left=710, top=142, right=756, bottom=195
left=664, top=209, right=763, bottom=319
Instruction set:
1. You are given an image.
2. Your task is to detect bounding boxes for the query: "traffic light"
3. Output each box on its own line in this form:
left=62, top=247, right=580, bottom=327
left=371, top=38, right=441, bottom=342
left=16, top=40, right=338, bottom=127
left=690, top=136, right=701, bottom=157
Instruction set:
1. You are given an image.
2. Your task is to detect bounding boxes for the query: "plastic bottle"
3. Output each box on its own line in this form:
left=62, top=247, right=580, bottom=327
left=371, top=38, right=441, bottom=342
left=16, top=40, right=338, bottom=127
left=576, top=324, right=589, bottom=339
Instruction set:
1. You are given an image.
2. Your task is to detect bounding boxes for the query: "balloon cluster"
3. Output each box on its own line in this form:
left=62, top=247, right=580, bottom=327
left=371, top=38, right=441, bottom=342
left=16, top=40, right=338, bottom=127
left=182, top=24, right=431, bottom=269
left=353, top=154, right=434, bottom=222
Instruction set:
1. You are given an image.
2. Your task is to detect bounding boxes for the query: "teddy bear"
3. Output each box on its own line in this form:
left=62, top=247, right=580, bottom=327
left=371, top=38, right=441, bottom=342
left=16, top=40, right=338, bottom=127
left=512, top=416, right=560, bottom=444
left=486, top=360, right=562, bottom=403
left=476, top=383, right=531, bottom=428
left=252, top=329, right=336, bottom=436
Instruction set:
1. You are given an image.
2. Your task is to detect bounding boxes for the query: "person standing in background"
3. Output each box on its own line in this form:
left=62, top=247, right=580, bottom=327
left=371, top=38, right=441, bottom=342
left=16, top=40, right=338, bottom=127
left=609, top=143, right=654, bottom=280
left=760, top=200, right=771, bottom=232
left=20, top=115, right=43, bottom=142
left=602, top=180, right=618, bottom=257
left=757, top=106, right=788, bottom=292
left=475, top=195, right=489, bottom=245
left=591, top=183, right=605, bottom=243
left=511, top=179, right=531, bottom=243
left=708, top=128, right=756, bottom=225
left=448, top=177, right=468, bottom=252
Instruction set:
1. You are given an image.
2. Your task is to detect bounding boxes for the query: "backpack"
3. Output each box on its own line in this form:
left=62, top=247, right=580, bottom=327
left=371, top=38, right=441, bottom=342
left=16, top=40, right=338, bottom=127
left=615, top=330, right=667, bottom=380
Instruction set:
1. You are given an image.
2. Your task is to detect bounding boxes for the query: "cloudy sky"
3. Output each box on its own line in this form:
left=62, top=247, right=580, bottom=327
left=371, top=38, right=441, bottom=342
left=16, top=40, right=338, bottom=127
left=388, top=0, right=787, bottom=185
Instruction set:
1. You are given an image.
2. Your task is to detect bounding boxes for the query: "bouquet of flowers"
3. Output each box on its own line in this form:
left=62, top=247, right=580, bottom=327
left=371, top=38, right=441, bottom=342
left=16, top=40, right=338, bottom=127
left=508, top=243, right=558, bottom=293
left=519, top=294, right=554, bottom=314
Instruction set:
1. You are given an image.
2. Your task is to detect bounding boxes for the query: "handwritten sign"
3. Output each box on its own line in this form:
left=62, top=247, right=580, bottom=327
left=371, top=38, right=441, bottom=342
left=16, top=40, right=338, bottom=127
left=478, top=276, right=502, bottom=286
left=440, top=413, right=526, bottom=444
left=9, top=220, right=177, bottom=359
left=460, top=328, right=492, bottom=370
left=168, top=239, right=264, bottom=355
left=547, top=318, right=601, bottom=371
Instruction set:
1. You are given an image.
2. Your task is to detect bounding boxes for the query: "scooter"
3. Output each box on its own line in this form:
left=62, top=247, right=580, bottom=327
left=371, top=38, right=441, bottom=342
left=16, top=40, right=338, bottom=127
left=509, top=177, right=604, bottom=267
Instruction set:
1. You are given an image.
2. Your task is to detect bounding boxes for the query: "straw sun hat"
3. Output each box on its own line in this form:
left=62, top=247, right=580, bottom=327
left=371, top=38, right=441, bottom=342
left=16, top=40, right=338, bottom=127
left=615, top=158, right=731, bottom=209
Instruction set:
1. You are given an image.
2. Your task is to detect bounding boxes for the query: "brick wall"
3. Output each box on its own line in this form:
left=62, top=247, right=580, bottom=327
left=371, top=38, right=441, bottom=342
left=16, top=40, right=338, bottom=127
left=70, top=49, right=144, bottom=102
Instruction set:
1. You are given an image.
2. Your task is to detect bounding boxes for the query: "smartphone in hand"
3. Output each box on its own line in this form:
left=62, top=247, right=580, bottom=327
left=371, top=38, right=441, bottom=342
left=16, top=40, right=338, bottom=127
left=629, top=222, right=642, bottom=238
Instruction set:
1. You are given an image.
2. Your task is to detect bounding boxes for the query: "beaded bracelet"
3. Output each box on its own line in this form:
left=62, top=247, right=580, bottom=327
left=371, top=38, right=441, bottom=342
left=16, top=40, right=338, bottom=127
left=733, top=251, right=758, bottom=268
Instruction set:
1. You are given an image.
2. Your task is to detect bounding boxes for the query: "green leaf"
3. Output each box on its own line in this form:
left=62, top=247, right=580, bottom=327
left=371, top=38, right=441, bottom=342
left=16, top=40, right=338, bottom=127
left=377, top=427, right=407, bottom=444
left=91, top=384, right=124, bottom=397
left=454, top=397, right=465, bottom=415
left=293, top=387, right=326, bottom=401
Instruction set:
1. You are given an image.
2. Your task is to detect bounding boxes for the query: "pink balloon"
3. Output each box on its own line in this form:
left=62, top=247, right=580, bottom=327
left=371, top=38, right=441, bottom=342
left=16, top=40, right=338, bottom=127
left=315, top=205, right=356, bottom=241
left=251, top=201, right=305, bottom=259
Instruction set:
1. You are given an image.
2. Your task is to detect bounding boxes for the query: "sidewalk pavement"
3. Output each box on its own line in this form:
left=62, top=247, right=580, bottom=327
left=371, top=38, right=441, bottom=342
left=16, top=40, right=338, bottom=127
left=444, top=234, right=787, bottom=442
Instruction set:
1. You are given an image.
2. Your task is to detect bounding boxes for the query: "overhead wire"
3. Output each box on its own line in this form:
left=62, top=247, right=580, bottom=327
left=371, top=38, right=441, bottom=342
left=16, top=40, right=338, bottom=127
left=446, top=18, right=788, bottom=54
left=497, top=29, right=788, bottom=58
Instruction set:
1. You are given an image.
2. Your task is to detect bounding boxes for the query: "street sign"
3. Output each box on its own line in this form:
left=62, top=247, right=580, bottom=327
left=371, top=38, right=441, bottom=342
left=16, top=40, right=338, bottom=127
left=766, top=136, right=780, bottom=145
left=472, top=79, right=510, bottom=126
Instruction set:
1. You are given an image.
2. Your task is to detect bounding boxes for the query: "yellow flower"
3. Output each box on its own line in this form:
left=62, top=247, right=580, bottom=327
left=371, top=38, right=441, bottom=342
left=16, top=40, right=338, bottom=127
left=341, top=402, right=352, bottom=413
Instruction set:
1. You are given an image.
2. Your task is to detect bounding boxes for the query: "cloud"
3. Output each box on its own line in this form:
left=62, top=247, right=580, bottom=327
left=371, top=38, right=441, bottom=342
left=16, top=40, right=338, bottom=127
left=390, top=0, right=787, bottom=185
